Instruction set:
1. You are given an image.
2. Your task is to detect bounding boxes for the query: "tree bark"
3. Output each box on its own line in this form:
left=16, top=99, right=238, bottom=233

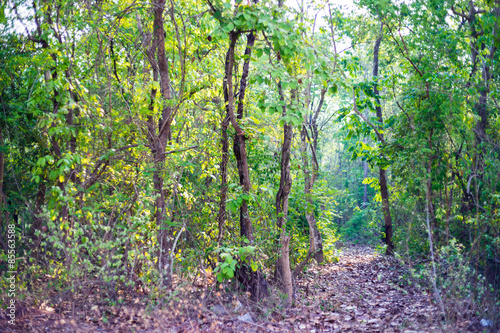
left=453, top=2, right=498, bottom=210
left=299, top=126, right=324, bottom=263
left=298, top=83, right=326, bottom=264
left=223, top=29, right=268, bottom=300
left=426, top=131, right=438, bottom=244
left=222, top=30, right=254, bottom=242
left=281, top=235, right=293, bottom=307
left=217, top=115, right=229, bottom=245
left=233, top=32, right=255, bottom=242
left=143, top=0, right=175, bottom=287
left=274, top=85, right=295, bottom=306
left=372, top=23, right=394, bottom=255
left=276, top=86, right=294, bottom=231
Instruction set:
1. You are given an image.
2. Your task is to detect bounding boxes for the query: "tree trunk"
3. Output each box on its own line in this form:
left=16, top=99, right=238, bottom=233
left=144, top=0, right=175, bottom=287
left=379, top=168, right=394, bottom=254
left=276, top=88, right=293, bottom=231
left=281, top=235, right=293, bottom=307
left=223, top=30, right=268, bottom=299
left=222, top=31, right=255, bottom=242
left=372, top=23, right=394, bottom=255
left=234, top=32, right=255, bottom=242
left=455, top=2, right=498, bottom=212
left=275, top=85, right=294, bottom=306
left=299, top=126, right=324, bottom=263
left=426, top=132, right=438, bottom=244
left=298, top=81, right=326, bottom=264
left=217, top=115, right=229, bottom=245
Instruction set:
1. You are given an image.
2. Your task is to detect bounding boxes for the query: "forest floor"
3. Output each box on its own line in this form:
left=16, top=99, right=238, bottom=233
left=1, top=245, right=486, bottom=332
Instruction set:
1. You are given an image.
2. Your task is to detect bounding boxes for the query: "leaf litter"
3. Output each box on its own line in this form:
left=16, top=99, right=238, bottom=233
left=0, top=245, right=485, bottom=332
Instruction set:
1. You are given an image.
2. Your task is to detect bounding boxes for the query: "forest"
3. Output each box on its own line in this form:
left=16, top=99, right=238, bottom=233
left=0, top=0, right=499, bottom=331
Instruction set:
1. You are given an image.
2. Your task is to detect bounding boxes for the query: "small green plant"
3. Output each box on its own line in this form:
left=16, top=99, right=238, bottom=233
left=213, top=245, right=257, bottom=283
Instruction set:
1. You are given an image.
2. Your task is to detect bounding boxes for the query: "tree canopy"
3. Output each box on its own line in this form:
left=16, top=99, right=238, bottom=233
left=1, top=0, right=499, bottom=330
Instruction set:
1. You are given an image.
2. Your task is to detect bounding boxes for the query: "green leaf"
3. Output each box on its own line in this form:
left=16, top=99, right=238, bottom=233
left=250, top=261, right=257, bottom=272
left=37, top=157, right=46, bottom=167
left=226, top=22, right=235, bottom=32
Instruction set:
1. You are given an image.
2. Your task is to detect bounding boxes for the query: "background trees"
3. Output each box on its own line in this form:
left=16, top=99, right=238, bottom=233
left=0, top=0, right=499, bottom=323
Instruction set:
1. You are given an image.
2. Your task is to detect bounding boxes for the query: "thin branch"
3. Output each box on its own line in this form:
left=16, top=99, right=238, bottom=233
left=161, top=145, right=198, bottom=156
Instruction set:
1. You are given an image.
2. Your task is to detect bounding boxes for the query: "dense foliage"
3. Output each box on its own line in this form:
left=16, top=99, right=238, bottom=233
left=1, top=0, right=499, bottom=326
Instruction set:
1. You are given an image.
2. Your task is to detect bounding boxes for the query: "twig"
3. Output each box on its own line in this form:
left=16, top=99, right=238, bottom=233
left=160, top=145, right=198, bottom=156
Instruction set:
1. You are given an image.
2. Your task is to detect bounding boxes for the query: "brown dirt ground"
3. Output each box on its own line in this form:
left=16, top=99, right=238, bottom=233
left=0, top=245, right=487, bottom=332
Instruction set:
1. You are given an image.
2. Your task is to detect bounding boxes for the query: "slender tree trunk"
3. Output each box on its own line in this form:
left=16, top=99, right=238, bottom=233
left=222, top=31, right=255, bottom=243
left=281, top=235, right=293, bottom=307
left=427, top=131, right=438, bottom=244
left=445, top=171, right=453, bottom=246
left=234, top=32, right=255, bottom=242
left=379, top=169, right=394, bottom=254
left=298, top=83, right=326, bottom=264
left=223, top=30, right=268, bottom=299
left=143, top=0, right=175, bottom=287
left=372, top=23, right=394, bottom=255
left=472, top=64, right=490, bottom=199
left=276, top=88, right=294, bottom=231
left=217, top=115, right=229, bottom=245
left=456, top=2, right=498, bottom=211
left=362, top=160, right=369, bottom=207
left=299, top=126, right=324, bottom=263
left=275, top=85, right=294, bottom=306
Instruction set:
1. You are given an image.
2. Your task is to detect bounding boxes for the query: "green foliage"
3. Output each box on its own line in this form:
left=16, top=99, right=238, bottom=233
left=340, top=204, right=381, bottom=245
left=407, top=240, right=499, bottom=326
left=0, top=0, right=498, bottom=323
left=213, top=245, right=257, bottom=282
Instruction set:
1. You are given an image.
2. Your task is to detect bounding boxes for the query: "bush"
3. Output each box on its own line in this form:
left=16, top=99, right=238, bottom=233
left=340, top=205, right=381, bottom=245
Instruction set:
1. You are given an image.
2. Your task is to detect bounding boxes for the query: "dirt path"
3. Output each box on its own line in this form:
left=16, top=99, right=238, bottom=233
left=1, top=245, right=481, bottom=332
left=287, top=245, right=441, bottom=332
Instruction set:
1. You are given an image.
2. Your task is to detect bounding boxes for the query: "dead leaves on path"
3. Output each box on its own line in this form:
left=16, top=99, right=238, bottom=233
left=1, top=245, right=484, bottom=332
left=290, top=245, right=440, bottom=332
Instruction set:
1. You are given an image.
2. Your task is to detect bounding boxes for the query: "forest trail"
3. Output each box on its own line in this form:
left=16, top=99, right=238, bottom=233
left=1, top=245, right=480, bottom=333
left=288, top=245, right=442, bottom=332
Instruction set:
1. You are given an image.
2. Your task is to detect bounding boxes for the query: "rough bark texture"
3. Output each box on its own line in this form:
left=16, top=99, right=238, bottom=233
left=273, top=86, right=295, bottom=306
left=299, top=126, right=324, bottom=263
left=373, top=24, right=394, bottom=255
left=426, top=131, right=438, bottom=244
left=221, top=31, right=254, bottom=242
left=298, top=83, right=326, bottom=264
left=223, top=30, right=268, bottom=300
left=233, top=32, right=255, bottom=242
left=281, top=235, right=293, bottom=307
left=217, top=115, right=229, bottom=245
left=275, top=86, right=293, bottom=231
left=143, top=0, right=175, bottom=287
